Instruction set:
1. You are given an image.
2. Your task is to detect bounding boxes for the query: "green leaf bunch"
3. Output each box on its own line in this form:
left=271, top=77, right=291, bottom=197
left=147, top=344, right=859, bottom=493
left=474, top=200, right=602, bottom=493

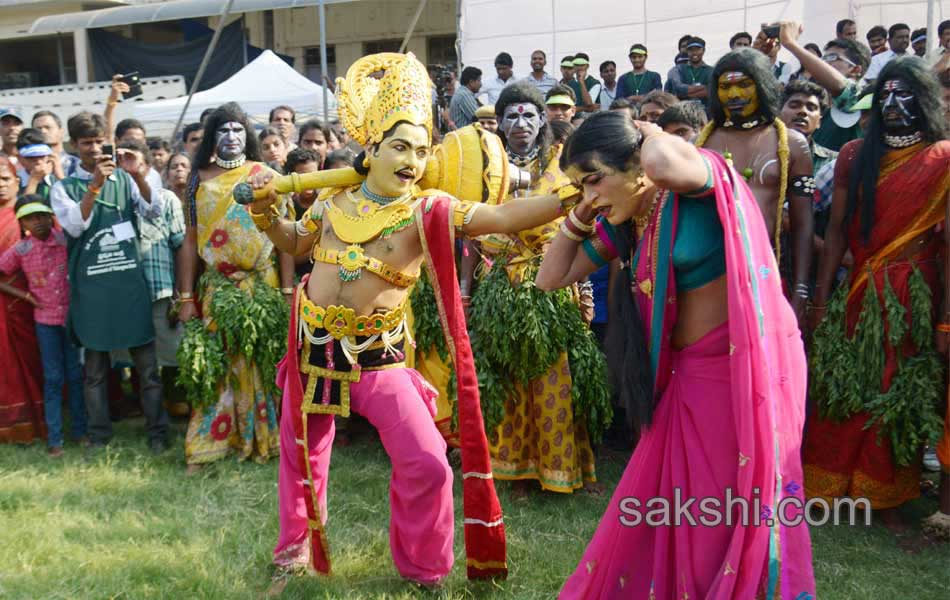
left=810, top=266, right=944, bottom=466
left=176, top=270, right=289, bottom=410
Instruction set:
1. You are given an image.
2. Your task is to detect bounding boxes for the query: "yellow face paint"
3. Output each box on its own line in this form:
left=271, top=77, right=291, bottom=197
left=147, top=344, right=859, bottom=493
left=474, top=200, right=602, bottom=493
left=363, top=122, right=430, bottom=198
left=717, top=71, right=760, bottom=120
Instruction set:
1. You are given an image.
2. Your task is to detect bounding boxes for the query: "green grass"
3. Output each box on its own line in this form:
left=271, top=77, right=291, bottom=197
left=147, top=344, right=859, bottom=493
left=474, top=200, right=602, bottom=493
left=1, top=418, right=948, bottom=599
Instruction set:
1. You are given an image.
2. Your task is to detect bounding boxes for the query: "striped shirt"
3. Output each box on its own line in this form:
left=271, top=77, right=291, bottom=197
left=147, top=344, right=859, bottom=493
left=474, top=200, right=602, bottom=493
left=449, top=85, right=480, bottom=129
left=137, top=189, right=186, bottom=301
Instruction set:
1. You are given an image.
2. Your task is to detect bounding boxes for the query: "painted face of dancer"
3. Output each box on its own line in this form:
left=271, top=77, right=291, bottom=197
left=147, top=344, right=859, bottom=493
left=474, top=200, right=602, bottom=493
left=718, top=71, right=760, bottom=120
left=500, top=102, right=543, bottom=156
left=365, top=122, right=430, bottom=198
left=566, top=161, right=653, bottom=226
left=880, top=78, right=920, bottom=134
left=215, top=121, right=246, bottom=161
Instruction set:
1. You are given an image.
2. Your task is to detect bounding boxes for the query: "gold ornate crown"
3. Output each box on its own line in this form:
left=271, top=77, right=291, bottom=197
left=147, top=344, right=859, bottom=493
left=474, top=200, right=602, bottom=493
left=335, top=52, right=433, bottom=147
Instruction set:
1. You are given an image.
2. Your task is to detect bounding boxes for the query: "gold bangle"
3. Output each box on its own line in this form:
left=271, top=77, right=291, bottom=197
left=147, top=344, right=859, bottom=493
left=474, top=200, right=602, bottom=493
left=249, top=204, right=279, bottom=231
left=280, top=287, right=294, bottom=295
left=936, top=323, right=950, bottom=333
left=559, top=221, right=585, bottom=242
left=569, top=208, right=595, bottom=233
left=178, top=297, right=195, bottom=304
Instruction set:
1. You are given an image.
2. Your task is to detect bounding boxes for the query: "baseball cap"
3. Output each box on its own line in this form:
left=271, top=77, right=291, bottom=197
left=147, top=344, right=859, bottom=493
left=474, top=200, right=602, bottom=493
left=686, top=37, right=706, bottom=49
left=629, top=44, right=648, bottom=56
left=0, top=108, right=23, bottom=124
left=545, top=94, right=575, bottom=107
left=15, top=201, right=54, bottom=220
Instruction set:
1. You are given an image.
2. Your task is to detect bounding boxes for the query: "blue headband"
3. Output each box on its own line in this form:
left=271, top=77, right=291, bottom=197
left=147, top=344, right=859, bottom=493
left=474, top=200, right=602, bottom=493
left=18, top=143, right=52, bottom=158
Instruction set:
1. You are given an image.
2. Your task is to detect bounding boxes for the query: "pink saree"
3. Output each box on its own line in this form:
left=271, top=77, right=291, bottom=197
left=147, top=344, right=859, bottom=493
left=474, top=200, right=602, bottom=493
left=560, top=150, right=814, bottom=599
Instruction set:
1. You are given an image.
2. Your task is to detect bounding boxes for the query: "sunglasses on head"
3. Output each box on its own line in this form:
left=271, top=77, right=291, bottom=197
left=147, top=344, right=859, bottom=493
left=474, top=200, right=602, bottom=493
left=822, top=52, right=857, bottom=67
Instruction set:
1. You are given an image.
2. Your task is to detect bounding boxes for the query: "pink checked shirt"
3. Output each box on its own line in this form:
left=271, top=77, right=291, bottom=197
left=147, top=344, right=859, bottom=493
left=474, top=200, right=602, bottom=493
left=0, top=229, right=69, bottom=326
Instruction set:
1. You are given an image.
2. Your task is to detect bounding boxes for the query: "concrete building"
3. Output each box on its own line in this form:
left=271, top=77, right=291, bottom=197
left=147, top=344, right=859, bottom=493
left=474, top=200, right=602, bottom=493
left=0, top=0, right=458, bottom=90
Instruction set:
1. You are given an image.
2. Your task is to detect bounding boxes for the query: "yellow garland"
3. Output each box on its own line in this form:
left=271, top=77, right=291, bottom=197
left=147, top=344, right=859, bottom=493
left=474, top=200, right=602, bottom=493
left=694, top=119, right=789, bottom=264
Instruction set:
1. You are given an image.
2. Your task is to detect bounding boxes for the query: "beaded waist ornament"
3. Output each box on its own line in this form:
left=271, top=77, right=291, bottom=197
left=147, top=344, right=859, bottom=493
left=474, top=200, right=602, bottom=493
left=297, top=294, right=412, bottom=417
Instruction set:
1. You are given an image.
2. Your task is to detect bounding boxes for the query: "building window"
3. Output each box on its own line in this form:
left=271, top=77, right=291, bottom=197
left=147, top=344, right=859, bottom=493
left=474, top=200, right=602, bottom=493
left=427, top=35, right=457, bottom=67
left=304, top=45, right=336, bottom=83
left=363, top=39, right=402, bottom=55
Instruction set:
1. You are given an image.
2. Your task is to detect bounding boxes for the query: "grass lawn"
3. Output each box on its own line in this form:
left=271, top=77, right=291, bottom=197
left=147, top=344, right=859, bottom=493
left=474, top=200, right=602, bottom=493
left=1, top=417, right=948, bottom=599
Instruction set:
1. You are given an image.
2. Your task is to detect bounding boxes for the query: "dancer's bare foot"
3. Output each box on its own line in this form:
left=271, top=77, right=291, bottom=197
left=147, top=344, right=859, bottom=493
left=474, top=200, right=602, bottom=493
left=512, top=480, right=531, bottom=499
left=878, top=508, right=909, bottom=533
left=185, top=463, right=203, bottom=476
left=583, top=481, right=607, bottom=496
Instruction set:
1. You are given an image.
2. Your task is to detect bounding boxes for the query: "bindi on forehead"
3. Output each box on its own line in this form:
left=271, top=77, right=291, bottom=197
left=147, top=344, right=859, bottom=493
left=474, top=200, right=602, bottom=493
left=721, top=71, right=749, bottom=83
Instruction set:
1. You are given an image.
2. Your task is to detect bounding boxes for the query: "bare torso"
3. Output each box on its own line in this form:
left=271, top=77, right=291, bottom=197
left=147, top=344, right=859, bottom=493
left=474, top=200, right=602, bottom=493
left=704, top=126, right=782, bottom=242
left=304, top=190, right=425, bottom=315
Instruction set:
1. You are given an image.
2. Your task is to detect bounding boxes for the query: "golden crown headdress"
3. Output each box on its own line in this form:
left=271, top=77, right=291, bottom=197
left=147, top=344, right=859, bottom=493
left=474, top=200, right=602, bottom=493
left=335, top=52, right=433, bottom=147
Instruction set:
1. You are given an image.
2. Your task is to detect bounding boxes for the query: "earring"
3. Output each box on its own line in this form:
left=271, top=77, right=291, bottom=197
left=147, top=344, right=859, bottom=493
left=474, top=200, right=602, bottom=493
left=362, top=155, right=370, bottom=168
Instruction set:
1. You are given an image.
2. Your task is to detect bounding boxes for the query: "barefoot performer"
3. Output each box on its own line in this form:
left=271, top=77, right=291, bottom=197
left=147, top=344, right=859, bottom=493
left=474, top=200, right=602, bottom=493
left=805, top=57, right=950, bottom=531
left=245, top=52, right=581, bottom=585
left=535, top=112, right=815, bottom=599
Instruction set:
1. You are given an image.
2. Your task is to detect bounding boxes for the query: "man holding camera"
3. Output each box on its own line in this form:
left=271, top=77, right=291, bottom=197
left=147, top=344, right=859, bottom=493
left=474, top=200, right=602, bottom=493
left=49, top=111, right=169, bottom=452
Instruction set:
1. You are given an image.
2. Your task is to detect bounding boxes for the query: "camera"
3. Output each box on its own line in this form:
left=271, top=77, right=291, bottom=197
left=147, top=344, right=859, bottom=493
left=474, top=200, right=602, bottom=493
left=761, top=24, right=781, bottom=39
left=120, top=71, right=143, bottom=99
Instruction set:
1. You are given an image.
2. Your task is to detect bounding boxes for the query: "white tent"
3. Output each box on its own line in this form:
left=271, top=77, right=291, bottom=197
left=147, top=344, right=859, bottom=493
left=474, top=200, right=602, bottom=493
left=459, top=0, right=948, bottom=86
left=131, top=50, right=337, bottom=135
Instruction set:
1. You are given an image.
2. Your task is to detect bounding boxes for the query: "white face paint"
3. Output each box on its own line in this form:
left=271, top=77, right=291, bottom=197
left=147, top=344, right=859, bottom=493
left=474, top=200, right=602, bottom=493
left=500, top=102, right=544, bottom=155
left=215, top=121, right=246, bottom=161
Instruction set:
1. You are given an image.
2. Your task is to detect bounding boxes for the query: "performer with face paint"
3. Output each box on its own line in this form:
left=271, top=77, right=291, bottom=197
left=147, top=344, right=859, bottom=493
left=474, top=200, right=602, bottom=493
left=805, top=57, right=950, bottom=535
left=176, top=103, right=294, bottom=471
left=242, top=53, right=587, bottom=586
left=535, top=110, right=815, bottom=600
left=695, top=49, right=814, bottom=329
left=457, top=80, right=609, bottom=495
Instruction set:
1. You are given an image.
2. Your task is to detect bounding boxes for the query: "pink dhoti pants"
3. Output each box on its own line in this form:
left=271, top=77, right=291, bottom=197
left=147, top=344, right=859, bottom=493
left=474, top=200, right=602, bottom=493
left=273, top=366, right=454, bottom=584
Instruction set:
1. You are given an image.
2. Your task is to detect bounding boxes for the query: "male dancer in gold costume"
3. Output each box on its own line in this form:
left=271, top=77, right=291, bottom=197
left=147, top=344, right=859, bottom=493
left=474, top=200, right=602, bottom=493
left=246, top=53, right=580, bottom=585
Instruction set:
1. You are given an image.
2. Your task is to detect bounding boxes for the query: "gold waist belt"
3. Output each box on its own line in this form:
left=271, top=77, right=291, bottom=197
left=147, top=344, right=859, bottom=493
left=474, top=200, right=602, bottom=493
left=312, top=245, right=418, bottom=288
left=298, top=293, right=411, bottom=365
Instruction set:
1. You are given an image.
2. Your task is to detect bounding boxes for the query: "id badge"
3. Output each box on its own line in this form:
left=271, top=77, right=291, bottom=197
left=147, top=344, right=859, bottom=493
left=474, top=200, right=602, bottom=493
left=112, top=221, right=135, bottom=242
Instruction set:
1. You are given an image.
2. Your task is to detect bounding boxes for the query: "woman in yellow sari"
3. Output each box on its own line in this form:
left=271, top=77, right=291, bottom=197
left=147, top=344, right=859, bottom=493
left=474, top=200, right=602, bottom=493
left=177, top=104, right=294, bottom=470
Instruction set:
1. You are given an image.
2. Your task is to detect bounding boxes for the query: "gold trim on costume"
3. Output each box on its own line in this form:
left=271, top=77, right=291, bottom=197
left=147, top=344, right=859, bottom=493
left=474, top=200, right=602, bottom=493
left=311, top=245, right=419, bottom=288
left=299, top=294, right=408, bottom=339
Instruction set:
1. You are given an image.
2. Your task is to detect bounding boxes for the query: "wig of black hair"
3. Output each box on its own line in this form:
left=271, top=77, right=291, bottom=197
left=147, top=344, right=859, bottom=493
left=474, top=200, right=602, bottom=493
left=494, top=80, right=554, bottom=170
left=558, top=110, right=655, bottom=431
left=847, top=56, right=950, bottom=243
left=192, top=102, right=261, bottom=172
left=708, top=48, right=781, bottom=126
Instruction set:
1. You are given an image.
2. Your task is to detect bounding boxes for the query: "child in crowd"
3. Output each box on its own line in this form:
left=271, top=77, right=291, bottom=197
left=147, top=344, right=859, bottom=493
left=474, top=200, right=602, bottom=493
left=0, top=194, right=85, bottom=456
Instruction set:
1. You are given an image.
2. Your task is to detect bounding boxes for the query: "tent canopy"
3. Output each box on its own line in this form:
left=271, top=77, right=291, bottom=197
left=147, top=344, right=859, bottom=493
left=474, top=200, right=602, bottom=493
left=132, top=50, right=337, bottom=130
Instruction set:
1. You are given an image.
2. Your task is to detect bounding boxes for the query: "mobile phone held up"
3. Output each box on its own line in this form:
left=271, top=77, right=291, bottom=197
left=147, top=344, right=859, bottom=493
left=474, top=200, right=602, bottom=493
left=120, top=71, right=143, bottom=99
left=101, top=144, right=115, bottom=162
left=761, top=24, right=780, bottom=39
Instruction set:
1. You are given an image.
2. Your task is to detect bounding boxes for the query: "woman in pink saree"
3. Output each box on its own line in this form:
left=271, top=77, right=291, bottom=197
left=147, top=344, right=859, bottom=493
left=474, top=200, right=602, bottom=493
left=536, top=112, right=814, bottom=599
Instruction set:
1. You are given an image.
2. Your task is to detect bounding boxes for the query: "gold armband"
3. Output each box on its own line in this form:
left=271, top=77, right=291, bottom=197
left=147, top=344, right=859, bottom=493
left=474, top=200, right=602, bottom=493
left=249, top=204, right=280, bottom=231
